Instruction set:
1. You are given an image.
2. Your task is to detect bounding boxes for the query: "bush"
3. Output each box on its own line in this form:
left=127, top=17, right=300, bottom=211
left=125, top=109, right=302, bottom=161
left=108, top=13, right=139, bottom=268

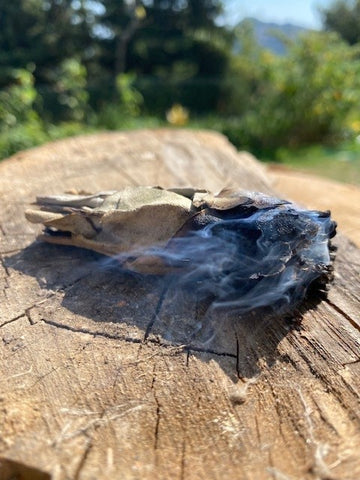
left=0, top=68, right=48, bottom=157
left=95, top=73, right=144, bottom=129
left=223, top=28, right=360, bottom=150
left=0, top=120, right=47, bottom=158
left=40, top=58, right=89, bottom=122
left=0, top=68, right=39, bottom=128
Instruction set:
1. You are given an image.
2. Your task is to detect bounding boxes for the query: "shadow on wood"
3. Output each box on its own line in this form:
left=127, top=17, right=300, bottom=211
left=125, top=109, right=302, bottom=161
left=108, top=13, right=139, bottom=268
left=1, top=131, right=359, bottom=480
left=6, top=239, right=325, bottom=382
left=0, top=458, right=50, bottom=480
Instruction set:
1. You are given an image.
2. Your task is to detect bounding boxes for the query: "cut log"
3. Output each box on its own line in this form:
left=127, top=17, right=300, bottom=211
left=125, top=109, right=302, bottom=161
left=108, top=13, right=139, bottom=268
left=0, top=129, right=359, bottom=480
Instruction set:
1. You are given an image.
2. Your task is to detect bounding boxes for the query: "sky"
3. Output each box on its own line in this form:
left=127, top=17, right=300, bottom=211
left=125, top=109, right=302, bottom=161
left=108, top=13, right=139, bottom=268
left=223, top=0, right=335, bottom=29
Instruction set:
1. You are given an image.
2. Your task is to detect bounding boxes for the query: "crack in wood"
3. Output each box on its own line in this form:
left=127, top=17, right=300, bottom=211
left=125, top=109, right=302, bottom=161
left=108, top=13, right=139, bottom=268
left=325, top=299, right=360, bottom=333
left=0, top=295, right=59, bottom=329
left=292, top=325, right=349, bottom=372
left=0, top=254, right=10, bottom=277
left=311, top=393, right=340, bottom=436
left=73, top=439, right=93, bottom=480
left=151, top=365, right=161, bottom=458
left=185, top=348, right=190, bottom=367
left=321, top=314, right=360, bottom=360
left=25, top=307, right=35, bottom=325
left=278, top=353, right=299, bottom=370
left=332, top=281, right=360, bottom=305
left=0, top=267, right=117, bottom=328
left=0, top=222, right=6, bottom=237
left=292, top=340, right=360, bottom=421
left=342, top=358, right=360, bottom=366
left=40, top=318, right=239, bottom=359
left=28, top=366, right=61, bottom=390
left=41, top=318, right=143, bottom=343
left=154, top=403, right=161, bottom=452
left=144, top=282, right=172, bottom=341
left=235, top=332, right=242, bottom=380
left=254, top=416, right=262, bottom=447
left=0, top=313, right=26, bottom=328
left=0, top=254, right=11, bottom=299
left=187, top=345, right=237, bottom=359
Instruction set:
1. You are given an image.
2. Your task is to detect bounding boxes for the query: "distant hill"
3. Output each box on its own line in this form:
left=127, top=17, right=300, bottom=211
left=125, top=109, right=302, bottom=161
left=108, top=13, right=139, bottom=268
left=239, top=18, right=309, bottom=55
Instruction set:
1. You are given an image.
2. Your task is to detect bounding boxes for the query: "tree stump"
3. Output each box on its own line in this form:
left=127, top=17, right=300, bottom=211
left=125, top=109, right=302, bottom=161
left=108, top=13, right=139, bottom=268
left=0, top=130, right=359, bottom=480
left=269, top=165, right=360, bottom=248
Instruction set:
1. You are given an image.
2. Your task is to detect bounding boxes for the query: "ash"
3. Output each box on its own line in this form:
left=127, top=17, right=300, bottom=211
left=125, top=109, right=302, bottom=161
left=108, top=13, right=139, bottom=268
left=143, top=198, right=336, bottom=313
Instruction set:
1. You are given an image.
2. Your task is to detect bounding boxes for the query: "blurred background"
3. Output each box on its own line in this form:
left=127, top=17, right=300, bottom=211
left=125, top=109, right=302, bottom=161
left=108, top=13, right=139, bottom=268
left=1, top=0, right=360, bottom=184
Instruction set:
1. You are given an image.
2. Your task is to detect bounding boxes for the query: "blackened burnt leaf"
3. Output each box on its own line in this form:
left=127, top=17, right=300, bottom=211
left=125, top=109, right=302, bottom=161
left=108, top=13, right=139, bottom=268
left=26, top=186, right=336, bottom=313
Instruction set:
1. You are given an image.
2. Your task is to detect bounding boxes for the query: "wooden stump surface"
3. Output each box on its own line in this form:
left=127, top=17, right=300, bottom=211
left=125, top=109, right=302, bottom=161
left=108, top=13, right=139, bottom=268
left=0, top=129, right=359, bottom=480
left=269, top=165, right=360, bottom=248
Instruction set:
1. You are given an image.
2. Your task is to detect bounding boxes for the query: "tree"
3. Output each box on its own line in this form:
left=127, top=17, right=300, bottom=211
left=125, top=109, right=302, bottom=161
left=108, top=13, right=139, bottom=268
left=0, top=0, right=229, bottom=118
left=0, top=0, right=90, bottom=80
left=126, top=0, right=231, bottom=112
left=321, top=0, right=360, bottom=45
left=222, top=28, right=360, bottom=150
left=0, top=0, right=44, bottom=86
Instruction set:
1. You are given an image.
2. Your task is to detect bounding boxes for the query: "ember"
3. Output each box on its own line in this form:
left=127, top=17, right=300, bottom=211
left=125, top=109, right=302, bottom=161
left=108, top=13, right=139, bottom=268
left=26, top=187, right=336, bottom=313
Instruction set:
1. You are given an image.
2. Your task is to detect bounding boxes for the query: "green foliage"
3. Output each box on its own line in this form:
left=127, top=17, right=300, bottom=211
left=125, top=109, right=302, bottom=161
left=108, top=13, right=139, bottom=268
left=107, top=0, right=230, bottom=112
left=321, top=0, right=360, bottom=45
left=46, top=122, right=93, bottom=141
left=0, top=0, right=230, bottom=118
left=2, top=0, right=360, bottom=168
left=269, top=142, right=360, bottom=185
left=0, top=69, right=38, bottom=127
left=0, top=121, right=47, bottom=159
left=95, top=73, right=144, bottom=129
left=48, top=58, right=89, bottom=121
left=116, top=73, right=143, bottom=116
left=0, top=68, right=47, bottom=157
left=223, top=28, right=360, bottom=151
left=0, top=66, right=91, bottom=158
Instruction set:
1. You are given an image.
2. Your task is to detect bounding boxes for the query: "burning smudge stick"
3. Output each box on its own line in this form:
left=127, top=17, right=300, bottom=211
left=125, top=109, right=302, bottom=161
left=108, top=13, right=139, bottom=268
left=26, top=186, right=336, bottom=313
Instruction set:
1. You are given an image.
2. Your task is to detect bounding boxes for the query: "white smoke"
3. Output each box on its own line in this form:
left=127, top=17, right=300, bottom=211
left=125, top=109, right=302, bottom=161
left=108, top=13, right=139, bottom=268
left=117, top=201, right=336, bottom=314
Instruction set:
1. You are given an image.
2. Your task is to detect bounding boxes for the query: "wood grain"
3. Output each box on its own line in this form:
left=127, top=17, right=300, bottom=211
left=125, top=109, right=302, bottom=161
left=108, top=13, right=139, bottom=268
left=0, top=130, right=359, bottom=480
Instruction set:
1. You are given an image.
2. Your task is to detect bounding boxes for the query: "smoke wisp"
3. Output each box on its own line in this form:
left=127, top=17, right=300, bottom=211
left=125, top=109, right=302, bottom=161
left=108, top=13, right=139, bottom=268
left=122, top=199, right=336, bottom=314
left=26, top=187, right=337, bottom=316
